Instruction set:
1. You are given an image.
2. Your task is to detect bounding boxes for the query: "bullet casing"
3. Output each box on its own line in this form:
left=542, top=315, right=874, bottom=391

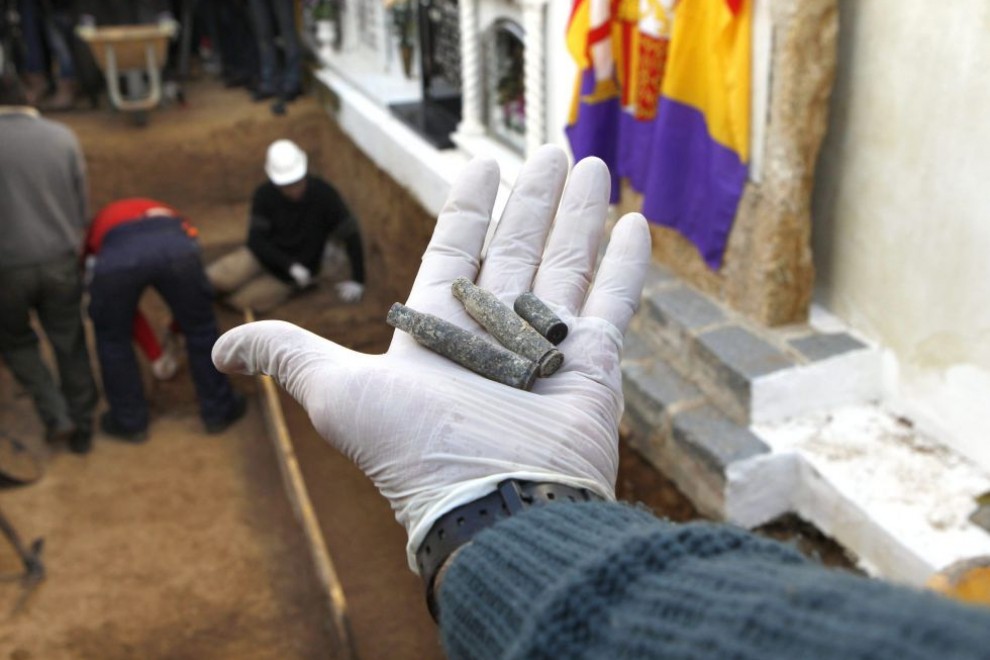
left=451, top=278, right=563, bottom=377
left=513, top=292, right=568, bottom=346
left=386, top=302, right=539, bottom=390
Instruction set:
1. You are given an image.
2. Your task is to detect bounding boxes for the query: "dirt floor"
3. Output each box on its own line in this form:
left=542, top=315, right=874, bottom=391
left=283, top=397, right=443, bottom=660
left=0, top=374, right=334, bottom=659
left=0, top=78, right=377, bottom=659
left=0, top=74, right=855, bottom=659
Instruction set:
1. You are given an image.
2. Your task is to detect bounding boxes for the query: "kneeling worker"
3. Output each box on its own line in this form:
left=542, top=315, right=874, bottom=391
left=207, top=139, right=366, bottom=313
left=86, top=198, right=247, bottom=442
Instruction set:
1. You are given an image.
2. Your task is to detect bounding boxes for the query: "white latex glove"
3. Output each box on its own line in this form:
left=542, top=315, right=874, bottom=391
left=213, top=145, right=652, bottom=571
left=335, top=280, right=364, bottom=303
left=288, top=263, right=312, bottom=289
left=151, top=352, right=178, bottom=380
left=151, top=328, right=181, bottom=380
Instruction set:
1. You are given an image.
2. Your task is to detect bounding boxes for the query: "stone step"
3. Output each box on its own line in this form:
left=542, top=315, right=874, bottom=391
left=619, top=266, right=990, bottom=586
left=630, top=264, right=882, bottom=426
left=619, top=262, right=882, bottom=522
left=620, top=342, right=770, bottom=519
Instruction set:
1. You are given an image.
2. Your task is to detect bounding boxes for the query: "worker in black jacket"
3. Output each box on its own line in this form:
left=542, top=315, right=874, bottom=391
left=207, top=139, right=366, bottom=313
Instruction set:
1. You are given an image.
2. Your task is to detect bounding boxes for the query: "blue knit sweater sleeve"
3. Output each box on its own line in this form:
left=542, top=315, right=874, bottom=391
left=438, top=502, right=990, bottom=660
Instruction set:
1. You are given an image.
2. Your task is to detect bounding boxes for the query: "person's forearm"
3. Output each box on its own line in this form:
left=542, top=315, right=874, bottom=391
left=247, top=226, right=295, bottom=278
left=439, top=502, right=990, bottom=660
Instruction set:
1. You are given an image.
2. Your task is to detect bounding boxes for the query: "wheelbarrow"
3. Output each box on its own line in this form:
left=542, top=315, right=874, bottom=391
left=75, top=21, right=177, bottom=125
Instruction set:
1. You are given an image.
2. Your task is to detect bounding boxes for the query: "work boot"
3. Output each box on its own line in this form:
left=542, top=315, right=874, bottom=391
left=251, top=86, right=276, bottom=102
left=45, top=420, right=75, bottom=445
left=69, top=427, right=93, bottom=455
left=99, top=412, right=149, bottom=444
left=22, top=73, right=48, bottom=106
left=204, top=394, right=248, bottom=434
left=43, top=79, right=77, bottom=112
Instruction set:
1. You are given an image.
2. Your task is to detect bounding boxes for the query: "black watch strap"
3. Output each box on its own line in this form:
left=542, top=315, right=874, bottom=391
left=416, top=478, right=603, bottom=620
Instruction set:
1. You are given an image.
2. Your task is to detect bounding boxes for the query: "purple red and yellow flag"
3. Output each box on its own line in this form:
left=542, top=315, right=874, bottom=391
left=566, top=0, right=751, bottom=270
left=565, top=0, right=674, bottom=200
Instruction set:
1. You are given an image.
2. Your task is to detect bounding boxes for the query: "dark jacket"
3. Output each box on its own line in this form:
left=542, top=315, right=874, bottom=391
left=247, top=176, right=365, bottom=285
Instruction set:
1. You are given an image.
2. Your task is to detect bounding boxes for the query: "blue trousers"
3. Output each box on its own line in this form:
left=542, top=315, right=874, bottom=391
left=201, top=0, right=259, bottom=84
left=88, top=218, right=239, bottom=432
left=247, top=0, right=301, bottom=95
left=18, top=0, right=77, bottom=78
left=18, top=0, right=47, bottom=74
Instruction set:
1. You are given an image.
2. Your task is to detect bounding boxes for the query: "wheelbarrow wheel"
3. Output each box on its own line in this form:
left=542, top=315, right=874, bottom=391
left=130, top=110, right=150, bottom=127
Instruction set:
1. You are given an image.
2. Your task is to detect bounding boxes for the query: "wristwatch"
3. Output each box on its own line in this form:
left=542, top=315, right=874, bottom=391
left=415, top=478, right=603, bottom=620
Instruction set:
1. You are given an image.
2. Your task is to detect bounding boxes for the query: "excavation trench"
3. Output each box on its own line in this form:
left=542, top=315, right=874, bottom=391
left=0, top=77, right=851, bottom=658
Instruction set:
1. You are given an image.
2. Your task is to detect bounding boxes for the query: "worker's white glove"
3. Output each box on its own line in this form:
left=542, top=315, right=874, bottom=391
left=151, top=352, right=178, bottom=380
left=288, top=263, right=312, bottom=289
left=335, top=280, right=364, bottom=303
left=212, top=146, right=652, bottom=570
left=151, top=329, right=181, bottom=380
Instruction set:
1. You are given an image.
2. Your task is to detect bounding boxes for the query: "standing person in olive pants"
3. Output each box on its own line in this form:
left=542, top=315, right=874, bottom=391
left=0, top=73, right=97, bottom=453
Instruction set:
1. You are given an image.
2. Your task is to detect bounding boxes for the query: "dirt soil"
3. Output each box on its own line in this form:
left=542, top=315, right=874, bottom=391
left=0, top=80, right=371, bottom=659
left=0, top=374, right=335, bottom=659
left=0, top=75, right=855, bottom=659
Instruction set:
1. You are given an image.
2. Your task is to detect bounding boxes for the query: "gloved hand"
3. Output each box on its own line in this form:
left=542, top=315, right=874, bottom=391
left=288, top=263, right=312, bottom=289
left=151, top=327, right=181, bottom=380
left=212, top=145, right=652, bottom=570
left=151, top=352, right=178, bottom=380
left=334, top=280, right=364, bottom=303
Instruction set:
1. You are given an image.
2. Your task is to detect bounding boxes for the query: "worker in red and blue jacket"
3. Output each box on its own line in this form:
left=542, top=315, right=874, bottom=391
left=85, top=198, right=245, bottom=442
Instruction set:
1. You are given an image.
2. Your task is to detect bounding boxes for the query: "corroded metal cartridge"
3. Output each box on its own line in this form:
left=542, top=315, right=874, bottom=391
left=451, top=278, right=564, bottom=377
left=513, top=292, right=568, bottom=345
left=386, top=302, right=539, bottom=390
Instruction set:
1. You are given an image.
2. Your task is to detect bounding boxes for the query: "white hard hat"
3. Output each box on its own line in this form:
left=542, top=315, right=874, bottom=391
left=265, top=139, right=308, bottom=185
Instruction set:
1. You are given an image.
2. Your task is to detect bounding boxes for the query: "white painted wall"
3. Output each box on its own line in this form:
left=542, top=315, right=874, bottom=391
left=812, top=0, right=990, bottom=471
left=545, top=1, right=578, bottom=154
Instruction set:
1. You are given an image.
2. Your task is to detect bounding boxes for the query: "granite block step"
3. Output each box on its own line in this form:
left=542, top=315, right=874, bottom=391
left=632, top=266, right=882, bottom=425
left=621, top=350, right=770, bottom=519
left=619, top=266, right=990, bottom=586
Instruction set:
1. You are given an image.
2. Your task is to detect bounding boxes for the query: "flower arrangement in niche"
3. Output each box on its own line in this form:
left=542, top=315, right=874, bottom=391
left=309, top=0, right=342, bottom=52
left=496, top=34, right=525, bottom=133
left=384, top=0, right=416, bottom=78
